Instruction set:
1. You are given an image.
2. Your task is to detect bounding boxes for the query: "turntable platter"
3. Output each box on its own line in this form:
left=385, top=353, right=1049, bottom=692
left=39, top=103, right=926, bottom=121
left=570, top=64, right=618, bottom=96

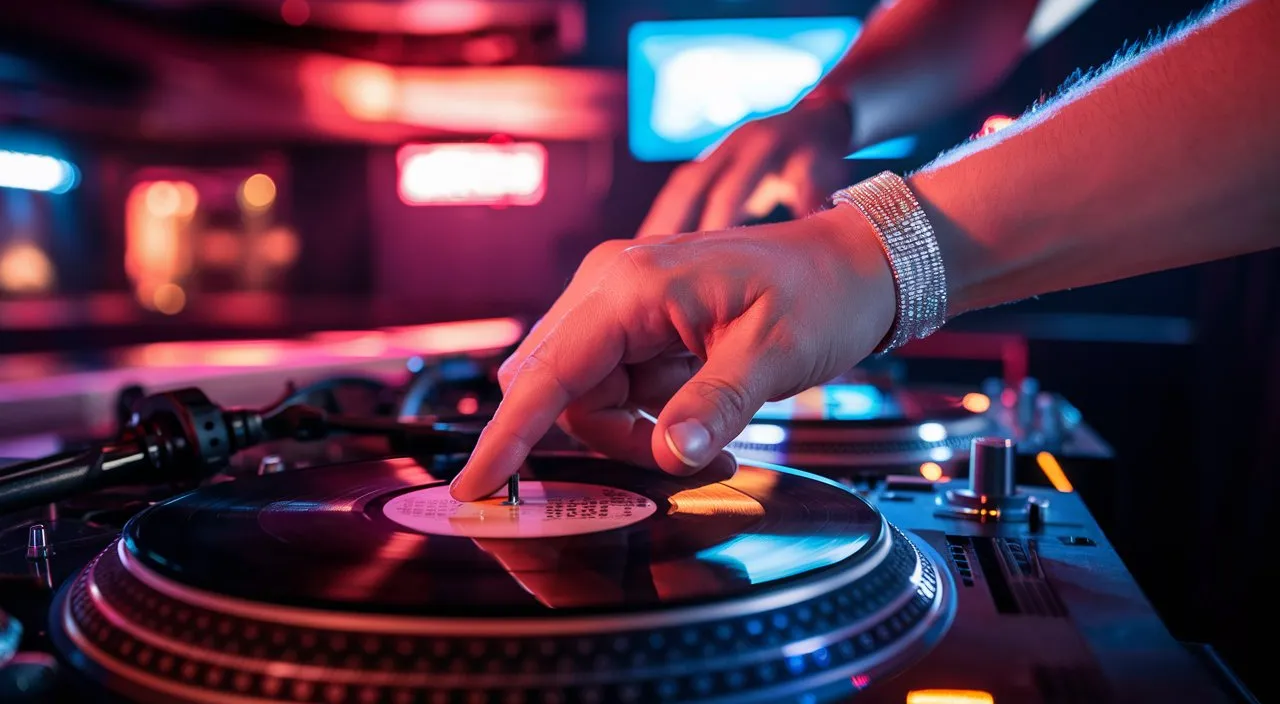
left=123, top=456, right=882, bottom=614
left=53, top=454, right=953, bottom=703
left=728, top=384, right=993, bottom=468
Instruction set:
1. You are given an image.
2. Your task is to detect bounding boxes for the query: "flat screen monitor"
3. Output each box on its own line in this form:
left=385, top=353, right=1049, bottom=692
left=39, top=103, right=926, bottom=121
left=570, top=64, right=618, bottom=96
left=627, top=17, right=917, bottom=162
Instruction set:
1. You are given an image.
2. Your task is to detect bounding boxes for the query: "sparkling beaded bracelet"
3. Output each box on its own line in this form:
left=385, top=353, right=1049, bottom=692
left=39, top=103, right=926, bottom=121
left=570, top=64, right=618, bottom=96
left=829, top=171, right=948, bottom=353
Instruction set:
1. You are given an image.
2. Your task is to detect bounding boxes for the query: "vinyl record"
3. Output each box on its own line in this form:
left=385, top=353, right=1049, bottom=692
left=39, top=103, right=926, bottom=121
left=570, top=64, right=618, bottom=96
left=122, top=453, right=883, bottom=616
left=750, top=383, right=978, bottom=425
left=728, top=383, right=993, bottom=467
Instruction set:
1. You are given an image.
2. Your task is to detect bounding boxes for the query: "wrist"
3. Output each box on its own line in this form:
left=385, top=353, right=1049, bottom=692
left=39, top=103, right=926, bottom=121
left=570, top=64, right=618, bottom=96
left=799, top=83, right=856, bottom=152
left=806, top=206, right=897, bottom=348
left=828, top=172, right=950, bottom=352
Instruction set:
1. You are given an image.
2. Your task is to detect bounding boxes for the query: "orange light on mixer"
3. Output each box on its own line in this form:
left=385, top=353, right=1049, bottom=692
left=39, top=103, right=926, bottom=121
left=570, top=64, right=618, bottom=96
left=397, top=142, right=546, bottom=206
left=919, top=462, right=944, bottom=482
left=961, top=393, right=991, bottom=413
left=1035, top=452, right=1075, bottom=493
left=906, top=690, right=994, bottom=704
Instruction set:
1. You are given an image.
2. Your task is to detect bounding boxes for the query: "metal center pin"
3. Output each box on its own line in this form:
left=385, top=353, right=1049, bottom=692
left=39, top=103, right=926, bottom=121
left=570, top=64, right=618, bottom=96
left=502, top=474, right=520, bottom=505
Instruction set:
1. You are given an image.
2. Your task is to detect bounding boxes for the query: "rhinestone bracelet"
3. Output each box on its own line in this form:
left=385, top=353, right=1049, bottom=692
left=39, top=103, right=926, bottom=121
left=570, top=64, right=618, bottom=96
left=829, top=171, right=948, bottom=353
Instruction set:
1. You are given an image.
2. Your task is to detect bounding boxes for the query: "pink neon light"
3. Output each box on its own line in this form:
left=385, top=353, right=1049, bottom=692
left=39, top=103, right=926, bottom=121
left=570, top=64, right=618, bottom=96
left=382, top=318, right=524, bottom=354
left=397, top=142, right=547, bottom=206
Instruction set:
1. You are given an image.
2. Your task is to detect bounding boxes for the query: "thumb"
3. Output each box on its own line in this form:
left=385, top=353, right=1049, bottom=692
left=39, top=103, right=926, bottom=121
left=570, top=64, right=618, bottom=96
left=651, top=325, right=784, bottom=476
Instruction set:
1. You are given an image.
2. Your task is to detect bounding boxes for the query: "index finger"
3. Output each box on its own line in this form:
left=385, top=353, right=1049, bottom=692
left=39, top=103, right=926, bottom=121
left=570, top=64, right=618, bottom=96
left=449, top=290, right=628, bottom=501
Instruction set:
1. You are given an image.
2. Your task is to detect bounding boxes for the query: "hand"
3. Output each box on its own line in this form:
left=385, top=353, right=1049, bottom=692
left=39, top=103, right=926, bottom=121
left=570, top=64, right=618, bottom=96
left=636, top=98, right=854, bottom=237
left=449, top=206, right=895, bottom=501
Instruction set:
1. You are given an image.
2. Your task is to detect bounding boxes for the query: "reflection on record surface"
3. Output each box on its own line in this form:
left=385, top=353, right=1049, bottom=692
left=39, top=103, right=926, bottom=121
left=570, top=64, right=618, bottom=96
left=124, top=454, right=882, bottom=615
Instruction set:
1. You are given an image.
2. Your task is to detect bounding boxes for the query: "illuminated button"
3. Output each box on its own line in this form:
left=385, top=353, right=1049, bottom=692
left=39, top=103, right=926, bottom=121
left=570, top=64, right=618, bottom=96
left=907, top=690, right=995, bottom=704
left=918, top=423, right=947, bottom=442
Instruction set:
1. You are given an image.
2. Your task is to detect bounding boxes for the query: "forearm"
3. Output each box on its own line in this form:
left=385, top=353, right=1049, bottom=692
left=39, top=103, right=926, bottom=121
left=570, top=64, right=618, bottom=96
left=816, top=0, right=1040, bottom=149
left=906, top=0, right=1280, bottom=317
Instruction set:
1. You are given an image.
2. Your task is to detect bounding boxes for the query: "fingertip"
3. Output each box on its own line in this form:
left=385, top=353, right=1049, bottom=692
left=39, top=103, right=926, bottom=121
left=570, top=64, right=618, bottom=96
left=449, top=452, right=507, bottom=502
left=706, top=451, right=738, bottom=482
left=448, top=469, right=484, bottom=502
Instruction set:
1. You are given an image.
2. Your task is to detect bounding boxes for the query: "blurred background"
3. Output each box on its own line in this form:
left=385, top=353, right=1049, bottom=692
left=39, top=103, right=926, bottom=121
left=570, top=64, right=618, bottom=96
left=1, top=0, right=1275, bottom=698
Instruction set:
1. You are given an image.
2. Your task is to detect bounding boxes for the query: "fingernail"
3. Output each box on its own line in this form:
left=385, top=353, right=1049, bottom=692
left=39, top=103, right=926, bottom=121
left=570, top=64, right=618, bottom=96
left=665, top=420, right=711, bottom=467
left=449, top=467, right=474, bottom=500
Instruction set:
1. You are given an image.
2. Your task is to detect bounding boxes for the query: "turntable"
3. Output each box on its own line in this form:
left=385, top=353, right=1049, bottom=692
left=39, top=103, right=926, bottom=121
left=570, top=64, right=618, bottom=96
left=50, top=455, right=953, bottom=704
left=726, top=377, right=1109, bottom=473
left=0, top=380, right=1256, bottom=703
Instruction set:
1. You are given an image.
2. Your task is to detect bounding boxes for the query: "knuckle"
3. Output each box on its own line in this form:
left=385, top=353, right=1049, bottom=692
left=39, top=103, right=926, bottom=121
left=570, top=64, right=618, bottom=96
left=582, top=239, right=630, bottom=269
left=620, top=244, right=660, bottom=272
left=686, top=377, right=751, bottom=426
left=484, top=418, right=535, bottom=458
left=497, top=356, right=520, bottom=390
left=521, top=346, right=574, bottom=400
left=618, top=245, right=675, bottom=289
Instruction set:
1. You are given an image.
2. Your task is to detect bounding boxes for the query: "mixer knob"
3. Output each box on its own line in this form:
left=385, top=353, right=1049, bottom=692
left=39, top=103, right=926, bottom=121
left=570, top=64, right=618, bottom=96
left=939, top=437, right=1044, bottom=522
left=25, top=524, right=49, bottom=561
left=969, top=437, right=1015, bottom=500
left=1016, top=377, right=1039, bottom=431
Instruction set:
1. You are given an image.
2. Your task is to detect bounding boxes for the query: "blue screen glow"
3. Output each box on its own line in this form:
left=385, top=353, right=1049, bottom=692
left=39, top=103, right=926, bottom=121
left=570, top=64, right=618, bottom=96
left=753, top=384, right=885, bottom=421
left=628, top=17, right=917, bottom=163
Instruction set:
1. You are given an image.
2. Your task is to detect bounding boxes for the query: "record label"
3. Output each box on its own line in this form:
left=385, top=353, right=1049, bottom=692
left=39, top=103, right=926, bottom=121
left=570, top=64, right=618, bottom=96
left=382, top=481, right=658, bottom=538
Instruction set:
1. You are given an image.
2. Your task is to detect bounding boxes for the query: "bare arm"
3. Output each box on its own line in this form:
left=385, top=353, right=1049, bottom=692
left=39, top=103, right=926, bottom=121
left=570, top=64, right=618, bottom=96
left=817, top=0, right=1041, bottom=149
left=452, top=0, right=1280, bottom=502
left=901, top=0, right=1280, bottom=315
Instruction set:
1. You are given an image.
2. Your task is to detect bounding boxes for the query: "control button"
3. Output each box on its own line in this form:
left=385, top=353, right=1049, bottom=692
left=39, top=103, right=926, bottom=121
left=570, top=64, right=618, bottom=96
left=1027, top=501, right=1043, bottom=532
left=1060, top=536, right=1096, bottom=546
left=257, top=455, right=285, bottom=475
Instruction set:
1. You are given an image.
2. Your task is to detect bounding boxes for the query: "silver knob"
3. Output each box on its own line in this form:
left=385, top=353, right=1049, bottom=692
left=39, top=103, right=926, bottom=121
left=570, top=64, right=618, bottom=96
left=938, top=437, right=1044, bottom=521
left=26, top=524, right=49, bottom=560
left=969, top=437, right=1015, bottom=500
left=257, top=455, right=285, bottom=475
